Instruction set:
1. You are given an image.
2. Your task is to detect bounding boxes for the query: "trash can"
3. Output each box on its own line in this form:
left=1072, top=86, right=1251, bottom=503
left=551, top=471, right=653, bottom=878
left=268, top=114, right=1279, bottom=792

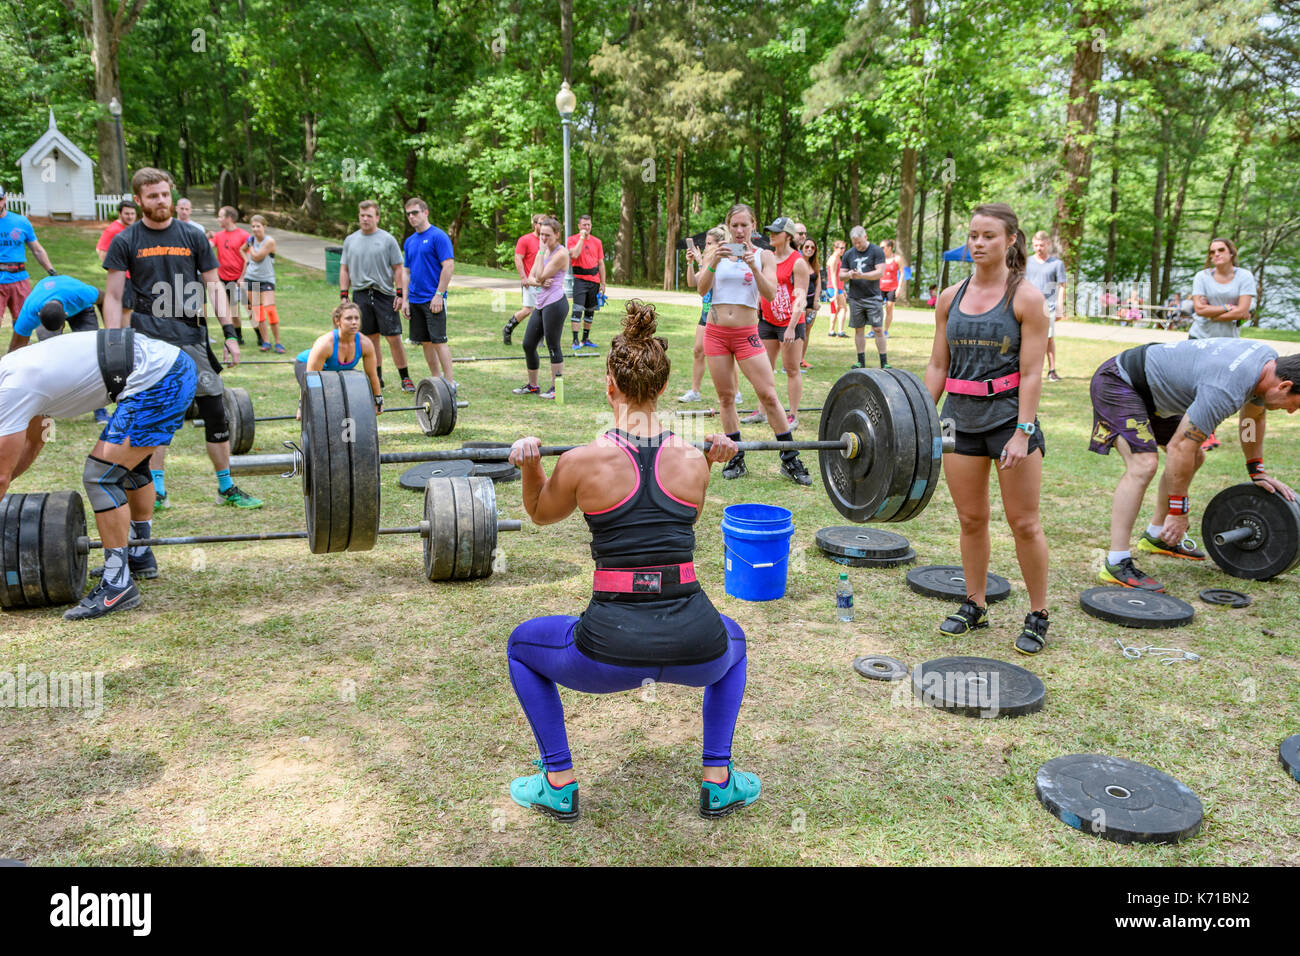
left=325, top=246, right=344, bottom=286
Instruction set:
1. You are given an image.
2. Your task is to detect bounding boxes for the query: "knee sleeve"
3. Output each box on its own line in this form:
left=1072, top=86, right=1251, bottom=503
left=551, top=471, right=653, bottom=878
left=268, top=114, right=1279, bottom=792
left=121, top=456, right=154, bottom=491
left=266, top=305, right=280, bottom=326
left=196, top=393, right=230, bottom=444
left=82, top=455, right=129, bottom=512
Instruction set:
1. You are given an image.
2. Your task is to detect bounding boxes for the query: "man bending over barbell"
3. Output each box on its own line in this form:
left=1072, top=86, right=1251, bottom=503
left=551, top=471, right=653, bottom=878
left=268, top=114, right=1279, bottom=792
left=0, top=323, right=196, bottom=620
left=1089, top=338, right=1300, bottom=594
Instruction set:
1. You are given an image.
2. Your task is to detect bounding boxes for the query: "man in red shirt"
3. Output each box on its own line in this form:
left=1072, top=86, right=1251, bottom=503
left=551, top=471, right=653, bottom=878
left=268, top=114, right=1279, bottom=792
left=211, top=206, right=254, bottom=345
left=567, top=213, right=606, bottom=350
left=504, top=213, right=544, bottom=345
left=96, top=200, right=137, bottom=325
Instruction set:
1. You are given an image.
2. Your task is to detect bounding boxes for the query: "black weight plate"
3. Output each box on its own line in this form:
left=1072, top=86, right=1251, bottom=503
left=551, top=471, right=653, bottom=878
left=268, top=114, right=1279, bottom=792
left=41, top=491, right=86, bottom=606
left=471, top=461, right=520, bottom=483
left=468, top=475, right=497, bottom=579
left=415, top=377, right=441, bottom=436
left=340, top=370, right=380, bottom=551
left=1079, top=587, right=1194, bottom=629
left=1035, top=754, right=1203, bottom=845
left=301, top=372, right=332, bottom=554
left=320, top=370, right=352, bottom=554
left=912, top=655, right=1044, bottom=718
left=1281, top=734, right=1300, bottom=783
left=817, top=369, right=894, bottom=522
left=0, top=494, right=24, bottom=609
left=224, top=386, right=256, bottom=455
left=853, top=655, right=908, bottom=682
left=906, top=565, right=1011, bottom=603
left=17, top=493, right=46, bottom=607
left=423, top=477, right=456, bottom=581
left=1198, top=588, right=1251, bottom=608
left=815, top=526, right=911, bottom=560
left=1202, top=483, right=1300, bottom=580
left=887, top=368, right=942, bottom=522
left=450, top=476, right=477, bottom=579
left=400, top=459, right=474, bottom=490
left=862, top=369, right=917, bottom=521
left=824, top=548, right=916, bottom=569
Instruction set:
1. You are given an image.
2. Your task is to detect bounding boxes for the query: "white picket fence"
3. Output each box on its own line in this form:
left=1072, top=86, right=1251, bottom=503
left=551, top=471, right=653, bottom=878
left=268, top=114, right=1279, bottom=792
left=3, top=192, right=128, bottom=220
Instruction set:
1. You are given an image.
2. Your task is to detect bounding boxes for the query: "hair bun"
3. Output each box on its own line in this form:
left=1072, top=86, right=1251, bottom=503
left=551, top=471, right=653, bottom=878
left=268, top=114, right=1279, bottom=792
left=622, top=299, right=658, bottom=342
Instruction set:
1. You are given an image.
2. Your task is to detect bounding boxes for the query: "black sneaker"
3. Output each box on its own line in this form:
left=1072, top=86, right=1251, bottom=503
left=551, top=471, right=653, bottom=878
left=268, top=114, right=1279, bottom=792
left=939, top=598, right=989, bottom=635
left=63, top=578, right=141, bottom=621
left=90, top=549, right=158, bottom=580
left=1016, top=609, right=1049, bottom=655
left=502, top=321, right=517, bottom=345
left=721, top=453, right=747, bottom=480
left=780, top=455, right=812, bottom=486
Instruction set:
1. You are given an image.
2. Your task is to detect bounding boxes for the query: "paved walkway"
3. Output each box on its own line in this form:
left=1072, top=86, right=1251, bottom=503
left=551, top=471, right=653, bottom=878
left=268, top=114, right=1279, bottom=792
left=194, top=214, right=1300, bottom=355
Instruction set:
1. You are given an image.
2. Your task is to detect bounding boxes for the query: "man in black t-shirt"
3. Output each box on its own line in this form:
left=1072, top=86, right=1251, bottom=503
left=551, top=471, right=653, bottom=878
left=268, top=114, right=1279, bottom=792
left=838, top=226, right=888, bottom=369
left=103, top=167, right=263, bottom=511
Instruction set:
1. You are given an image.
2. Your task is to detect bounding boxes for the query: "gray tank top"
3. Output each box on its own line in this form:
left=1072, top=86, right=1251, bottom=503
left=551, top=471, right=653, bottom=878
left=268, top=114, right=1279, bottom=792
left=245, top=235, right=275, bottom=284
left=940, top=277, right=1022, bottom=433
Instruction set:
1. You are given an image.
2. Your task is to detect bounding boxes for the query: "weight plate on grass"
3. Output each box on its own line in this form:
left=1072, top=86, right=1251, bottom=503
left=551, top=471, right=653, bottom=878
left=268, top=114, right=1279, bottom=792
left=415, top=376, right=458, bottom=436
left=1079, top=587, right=1194, bottom=629
left=301, top=372, right=332, bottom=554
left=911, top=656, right=1044, bottom=718
left=223, top=386, right=256, bottom=455
left=853, top=655, right=909, bottom=682
left=824, top=548, right=916, bottom=569
left=887, top=368, right=943, bottom=522
left=341, top=370, right=380, bottom=552
left=1198, top=588, right=1251, bottom=608
left=1280, top=735, right=1300, bottom=783
left=816, top=526, right=911, bottom=560
left=906, top=565, right=1011, bottom=603
left=399, top=459, right=474, bottom=490
left=17, top=494, right=45, bottom=607
left=1202, top=483, right=1300, bottom=580
left=0, top=494, right=24, bottom=609
left=40, top=491, right=86, bottom=606
left=1035, top=754, right=1203, bottom=845
left=818, top=368, right=917, bottom=522
left=472, top=461, right=521, bottom=483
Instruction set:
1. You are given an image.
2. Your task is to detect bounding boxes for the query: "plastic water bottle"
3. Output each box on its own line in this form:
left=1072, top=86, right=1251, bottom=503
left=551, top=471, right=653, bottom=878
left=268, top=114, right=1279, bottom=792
left=554, top=373, right=564, bottom=404
left=836, top=573, right=854, bottom=622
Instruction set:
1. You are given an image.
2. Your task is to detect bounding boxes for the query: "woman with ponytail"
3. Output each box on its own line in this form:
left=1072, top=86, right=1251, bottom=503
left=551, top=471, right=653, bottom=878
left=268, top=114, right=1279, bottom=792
left=924, top=203, right=1052, bottom=654
left=503, top=301, right=760, bottom=822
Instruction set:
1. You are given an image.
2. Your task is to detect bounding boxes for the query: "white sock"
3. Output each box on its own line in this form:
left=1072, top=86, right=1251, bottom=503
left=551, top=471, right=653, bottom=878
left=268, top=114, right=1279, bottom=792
left=1146, top=524, right=1164, bottom=538
left=1108, top=550, right=1131, bottom=565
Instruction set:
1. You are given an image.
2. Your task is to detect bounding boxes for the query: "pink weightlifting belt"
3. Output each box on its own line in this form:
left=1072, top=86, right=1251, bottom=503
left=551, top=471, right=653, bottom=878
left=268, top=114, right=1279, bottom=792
left=946, top=372, right=1020, bottom=397
left=593, top=563, right=697, bottom=595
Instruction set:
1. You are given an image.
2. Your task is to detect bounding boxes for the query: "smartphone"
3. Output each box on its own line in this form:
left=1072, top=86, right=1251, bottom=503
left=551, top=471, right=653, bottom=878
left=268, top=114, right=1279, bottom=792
left=686, top=237, right=697, bottom=252
left=723, top=242, right=746, bottom=256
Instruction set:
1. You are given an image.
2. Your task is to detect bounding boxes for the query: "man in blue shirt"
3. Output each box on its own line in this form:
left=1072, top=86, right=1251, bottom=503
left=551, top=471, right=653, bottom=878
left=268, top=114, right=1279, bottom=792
left=402, top=197, right=456, bottom=389
left=0, top=185, right=59, bottom=334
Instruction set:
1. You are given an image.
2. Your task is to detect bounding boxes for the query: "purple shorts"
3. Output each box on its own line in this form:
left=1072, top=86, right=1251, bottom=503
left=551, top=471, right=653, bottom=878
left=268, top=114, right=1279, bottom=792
left=1088, top=356, right=1180, bottom=455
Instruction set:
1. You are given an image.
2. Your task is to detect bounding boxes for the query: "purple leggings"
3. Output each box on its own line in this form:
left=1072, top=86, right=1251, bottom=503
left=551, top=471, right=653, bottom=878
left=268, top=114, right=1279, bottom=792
left=507, top=615, right=748, bottom=772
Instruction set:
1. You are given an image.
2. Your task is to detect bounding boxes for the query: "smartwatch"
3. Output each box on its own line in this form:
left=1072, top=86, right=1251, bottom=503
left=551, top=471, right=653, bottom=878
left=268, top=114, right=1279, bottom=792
left=1015, top=422, right=1037, bottom=436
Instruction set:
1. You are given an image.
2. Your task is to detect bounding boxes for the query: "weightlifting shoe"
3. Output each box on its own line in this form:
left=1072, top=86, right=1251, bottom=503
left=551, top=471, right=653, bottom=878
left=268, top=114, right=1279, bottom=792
left=153, top=491, right=171, bottom=512
left=700, top=763, right=761, bottom=818
left=721, top=453, right=747, bottom=480
left=780, top=454, right=812, bottom=486
left=1137, top=531, right=1206, bottom=560
left=90, top=549, right=158, bottom=581
left=509, top=761, right=579, bottom=823
left=1099, top=556, right=1165, bottom=592
left=1201, top=434, right=1220, bottom=452
left=63, top=578, right=141, bottom=621
left=940, top=599, right=989, bottom=635
left=740, top=409, right=766, bottom=424
left=218, top=485, right=264, bottom=509
left=581, top=339, right=599, bottom=349
left=678, top=388, right=702, bottom=403
left=512, top=382, right=540, bottom=395
left=401, top=377, right=416, bottom=393
left=502, top=321, right=517, bottom=345
left=1015, top=609, right=1050, bottom=655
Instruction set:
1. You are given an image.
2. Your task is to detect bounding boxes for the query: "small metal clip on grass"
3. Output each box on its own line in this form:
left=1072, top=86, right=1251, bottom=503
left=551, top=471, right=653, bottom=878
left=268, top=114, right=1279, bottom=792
left=1114, top=639, right=1202, bottom=665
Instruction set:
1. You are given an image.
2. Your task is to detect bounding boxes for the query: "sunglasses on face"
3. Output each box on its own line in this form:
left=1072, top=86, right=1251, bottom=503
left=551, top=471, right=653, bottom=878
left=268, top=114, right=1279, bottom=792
left=406, top=210, right=421, bottom=217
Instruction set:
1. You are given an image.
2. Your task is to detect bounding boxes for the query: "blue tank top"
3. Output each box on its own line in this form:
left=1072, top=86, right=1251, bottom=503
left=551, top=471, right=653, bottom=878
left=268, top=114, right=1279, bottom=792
left=573, top=429, right=728, bottom=667
left=941, top=277, right=1022, bottom=432
left=296, top=330, right=362, bottom=371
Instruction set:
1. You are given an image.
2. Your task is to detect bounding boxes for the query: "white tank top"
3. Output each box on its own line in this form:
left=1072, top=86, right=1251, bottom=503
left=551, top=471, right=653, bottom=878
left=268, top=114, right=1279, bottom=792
left=710, top=248, right=763, bottom=310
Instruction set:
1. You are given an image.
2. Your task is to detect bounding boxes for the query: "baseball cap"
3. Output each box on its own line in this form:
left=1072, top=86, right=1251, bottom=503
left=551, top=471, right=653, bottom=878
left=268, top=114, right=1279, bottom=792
left=764, top=217, right=798, bottom=240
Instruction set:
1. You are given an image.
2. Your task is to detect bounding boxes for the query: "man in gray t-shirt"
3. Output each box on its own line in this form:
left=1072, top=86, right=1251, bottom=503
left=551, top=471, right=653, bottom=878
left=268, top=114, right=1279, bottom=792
left=1088, top=337, right=1300, bottom=592
left=339, top=201, right=412, bottom=390
left=1026, top=232, right=1067, bottom=381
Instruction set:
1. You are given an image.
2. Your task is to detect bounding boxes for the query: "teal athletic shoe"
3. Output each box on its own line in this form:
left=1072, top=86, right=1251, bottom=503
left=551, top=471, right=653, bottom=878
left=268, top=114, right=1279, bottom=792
left=699, top=763, right=762, bottom=818
left=218, top=485, right=264, bottom=509
left=510, top=761, right=580, bottom=822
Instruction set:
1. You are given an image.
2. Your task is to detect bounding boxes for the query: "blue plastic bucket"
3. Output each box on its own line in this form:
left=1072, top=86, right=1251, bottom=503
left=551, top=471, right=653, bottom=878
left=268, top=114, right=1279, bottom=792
left=720, top=503, right=795, bottom=602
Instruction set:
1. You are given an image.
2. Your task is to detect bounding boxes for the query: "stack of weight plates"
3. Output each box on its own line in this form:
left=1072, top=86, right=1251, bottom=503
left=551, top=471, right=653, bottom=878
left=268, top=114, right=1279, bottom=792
left=815, top=526, right=915, bottom=568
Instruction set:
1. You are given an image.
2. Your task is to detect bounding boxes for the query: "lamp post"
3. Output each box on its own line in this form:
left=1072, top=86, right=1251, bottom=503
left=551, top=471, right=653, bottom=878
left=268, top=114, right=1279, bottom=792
left=108, top=97, right=128, bottom=196
left=555, top=81, right=577, bottom=296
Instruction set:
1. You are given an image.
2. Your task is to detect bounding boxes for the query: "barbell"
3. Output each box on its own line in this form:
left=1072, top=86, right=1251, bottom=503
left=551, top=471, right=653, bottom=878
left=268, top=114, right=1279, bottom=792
left=0, top=477, right=524, bottom=609
left=225, top=366, right=951, bottom=553
left=675, top=406, right=825, bottom=418
left=227, top=351, right=606, bottom=367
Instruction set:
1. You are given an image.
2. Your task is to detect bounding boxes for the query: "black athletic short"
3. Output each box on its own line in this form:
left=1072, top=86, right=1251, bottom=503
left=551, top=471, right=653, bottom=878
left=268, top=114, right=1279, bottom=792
left=572, top=277, right=600, bottom=314
left=950, top=420, right=1046, bottom=460
left=352, top=288, right=401, bottom=337
left=757, top=318, right=806, bottom=342
left=409, top=300, right=448, bottom=344
left=883, top=289, right=897, bottom=303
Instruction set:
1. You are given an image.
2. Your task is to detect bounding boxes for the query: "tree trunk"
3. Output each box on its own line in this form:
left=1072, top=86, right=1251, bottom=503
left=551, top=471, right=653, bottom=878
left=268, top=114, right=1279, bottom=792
left=92, top=11, right=124, bottom=193
left=648, top=188, right=660, bottom=283
left=1209, top=133, right=1249, bottom=240
left=848, top=141, right=861, bottom=226
left=914, top=162, right=927, bottom=298
left=1150, top=113, right=1169, bottom=308
left=615, top=164, right=636, bottom=282
left=940, top=152, right=953, bottom=289
left=751, top=104, right=762, bottom=226
left=1054, top=13, right=1105, bottom=312
left=662, top=141, right=684, bottom=290
left=894, top=0, right=924, bottom=302
left=1160, top=152, right=1194, bottom=303
left=447, top=193, right=471, bottom=247
left=1104, top=98, right=1122, bottom=286
left=560, top=0, right=574, bottom=82
left=301, top=112, right=322, bottom=219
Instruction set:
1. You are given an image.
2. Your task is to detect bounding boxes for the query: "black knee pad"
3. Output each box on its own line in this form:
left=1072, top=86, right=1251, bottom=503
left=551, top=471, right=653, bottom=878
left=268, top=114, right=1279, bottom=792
left=121, top=456, right=154, bottom=491
left=82, top=455, right=129, bottom=512
left=196, top=393, right=230, bottom=444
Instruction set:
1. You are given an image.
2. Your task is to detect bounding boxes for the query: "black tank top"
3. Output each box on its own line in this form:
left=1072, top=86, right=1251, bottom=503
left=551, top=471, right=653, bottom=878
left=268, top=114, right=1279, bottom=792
left=573, top=429, right=729, bottom=667
left=941, top=276, right=1022, bottom=432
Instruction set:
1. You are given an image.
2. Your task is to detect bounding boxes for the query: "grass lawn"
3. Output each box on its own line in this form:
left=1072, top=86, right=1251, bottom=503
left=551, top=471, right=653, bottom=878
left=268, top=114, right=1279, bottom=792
left=2, top=222, right=1298, bottom=865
